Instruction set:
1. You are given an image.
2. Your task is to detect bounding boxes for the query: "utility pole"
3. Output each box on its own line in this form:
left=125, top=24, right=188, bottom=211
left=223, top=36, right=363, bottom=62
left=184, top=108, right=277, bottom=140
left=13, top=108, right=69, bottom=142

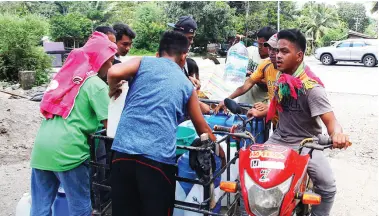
left=277, top=1, right=280, bottom=31
left=245, top=1, right=249, bottom=44
left=354, top=17, right=361, bottom=32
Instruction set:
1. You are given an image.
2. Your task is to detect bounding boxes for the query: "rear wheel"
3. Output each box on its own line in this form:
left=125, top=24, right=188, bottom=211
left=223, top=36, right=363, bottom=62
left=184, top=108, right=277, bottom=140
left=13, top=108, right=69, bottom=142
left=321, top=54, right=333, bottom=65
left=363, top=55, right=376, bottom=67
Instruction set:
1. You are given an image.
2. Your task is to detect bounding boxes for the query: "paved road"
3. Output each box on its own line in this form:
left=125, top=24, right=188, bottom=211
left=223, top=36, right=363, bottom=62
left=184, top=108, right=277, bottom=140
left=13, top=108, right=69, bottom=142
left=304, top=56, right=378, bottom=96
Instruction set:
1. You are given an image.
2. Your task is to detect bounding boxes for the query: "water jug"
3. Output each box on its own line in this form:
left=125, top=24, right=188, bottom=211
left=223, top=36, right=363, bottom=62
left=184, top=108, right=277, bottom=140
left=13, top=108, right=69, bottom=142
left=52, top=187, right=69, bottom=216
left=107, top=83, right=128, bottom=138
left=173, top=182, right=186, bottom=216
left=15, top=193, right=31, bottom=216
left=223, top=41, right=249, bottom=98
left=177, top=152, right=198, bottom=195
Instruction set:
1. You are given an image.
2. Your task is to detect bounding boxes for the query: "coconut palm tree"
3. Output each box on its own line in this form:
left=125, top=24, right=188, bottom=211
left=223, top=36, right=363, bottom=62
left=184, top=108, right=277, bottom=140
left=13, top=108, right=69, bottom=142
left=298, top=3, right=340, bottom=53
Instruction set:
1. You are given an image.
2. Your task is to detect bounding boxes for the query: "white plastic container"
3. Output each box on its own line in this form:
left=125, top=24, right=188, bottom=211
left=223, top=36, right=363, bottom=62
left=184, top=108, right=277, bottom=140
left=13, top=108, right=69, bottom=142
left=16, top=193, right=31, bottom=216
left=183, top=184, right=204, bottom=216
left=173, top=182, right=186, bottom=216
left=223, top=41, right=249, bottom=102
left=220, top=141, right=239, bottom=206
left=107, top=83, right=129, bottom=138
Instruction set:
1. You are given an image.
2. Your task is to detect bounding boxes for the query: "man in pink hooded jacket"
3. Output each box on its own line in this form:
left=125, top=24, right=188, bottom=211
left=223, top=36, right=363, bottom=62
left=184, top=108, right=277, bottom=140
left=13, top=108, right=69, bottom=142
left=30, top=32, right=117, bottom=216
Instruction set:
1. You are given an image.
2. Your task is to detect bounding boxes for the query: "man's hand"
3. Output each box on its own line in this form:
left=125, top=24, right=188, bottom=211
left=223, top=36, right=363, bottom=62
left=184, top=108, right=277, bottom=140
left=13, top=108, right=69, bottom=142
left=213, top=100, right=227, bottom=114
left=189, top=77, right=201, bottom=90
left=254, top=102, right=267, bottom=112
left=109, top=80, right=127, bottom=99
left=331, top=133, right=351, bottom=149
left=246, top=70, right=253, bottom=76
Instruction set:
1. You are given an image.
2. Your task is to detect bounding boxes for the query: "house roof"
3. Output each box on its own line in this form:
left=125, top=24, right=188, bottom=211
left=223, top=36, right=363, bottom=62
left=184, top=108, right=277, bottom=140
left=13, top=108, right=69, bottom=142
left=347, top=30, right=377, bottom=39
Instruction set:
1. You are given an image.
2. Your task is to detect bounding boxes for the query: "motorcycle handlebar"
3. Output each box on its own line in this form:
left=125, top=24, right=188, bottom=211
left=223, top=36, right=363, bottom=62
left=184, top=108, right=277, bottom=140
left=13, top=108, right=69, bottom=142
left=317, top=134, right=333, bottom=145
left=213, top=125, right=232, bottom=133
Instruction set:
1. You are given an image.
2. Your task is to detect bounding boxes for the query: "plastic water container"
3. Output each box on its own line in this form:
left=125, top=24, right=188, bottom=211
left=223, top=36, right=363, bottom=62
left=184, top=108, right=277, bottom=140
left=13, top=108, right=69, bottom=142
left=52, top=187, right=69, bottom=216
left=173, top=182, right=186, bottom=216
left=177, top=152, right=197, bottom=195
left=207, top=113, right=230, bottom=129
left=220, top=141, right=239, bottom=207
left=16, top=193, right=31, bottom=216
left=177, top=151, right=222, bottom=189
left=223, top=41, right=249, bottom=95
left=183, top=184, right=204, bottom=216
left=176, top=127, right=197, bottom=156
left=107, top=83, right=128, bottom=138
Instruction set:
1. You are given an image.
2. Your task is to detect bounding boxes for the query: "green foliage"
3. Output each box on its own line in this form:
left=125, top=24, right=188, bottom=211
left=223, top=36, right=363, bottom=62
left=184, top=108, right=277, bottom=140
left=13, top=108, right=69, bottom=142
left=337, top=2, right=370, bottom=33
left=128, top=49, right=156, bottom=56
left=364, top=18, right=378, bottom=38
left=132, top=2, right=167, bottom=52
left=50, top=12, right=92, bottom=48
left=297, top=3, right=341, bottom=54
left=165, top=1, right=236, bottom=47
left=319, top=27, right=348, bottom=47
left=0, top=14, right=52, bottom=83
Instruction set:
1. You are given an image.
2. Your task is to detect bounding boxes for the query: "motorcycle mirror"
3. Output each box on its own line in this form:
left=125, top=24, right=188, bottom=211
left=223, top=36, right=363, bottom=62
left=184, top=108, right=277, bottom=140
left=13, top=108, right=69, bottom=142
left=224, top=98, right=242, bottom=114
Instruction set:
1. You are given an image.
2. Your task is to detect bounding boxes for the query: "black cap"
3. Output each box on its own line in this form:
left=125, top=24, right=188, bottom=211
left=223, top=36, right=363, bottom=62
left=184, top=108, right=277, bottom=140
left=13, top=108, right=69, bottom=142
left=168, top=16, right=197, bottom=34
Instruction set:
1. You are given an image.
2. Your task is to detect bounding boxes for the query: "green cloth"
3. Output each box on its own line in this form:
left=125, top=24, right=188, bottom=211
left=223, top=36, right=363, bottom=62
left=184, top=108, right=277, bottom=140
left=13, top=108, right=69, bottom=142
left=31, top=76, right=110, bottom=172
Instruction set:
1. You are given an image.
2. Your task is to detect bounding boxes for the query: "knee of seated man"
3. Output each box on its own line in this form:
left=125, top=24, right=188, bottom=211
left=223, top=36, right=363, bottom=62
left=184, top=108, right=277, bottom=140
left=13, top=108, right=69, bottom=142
left=312, top=173, right=337, bottom=197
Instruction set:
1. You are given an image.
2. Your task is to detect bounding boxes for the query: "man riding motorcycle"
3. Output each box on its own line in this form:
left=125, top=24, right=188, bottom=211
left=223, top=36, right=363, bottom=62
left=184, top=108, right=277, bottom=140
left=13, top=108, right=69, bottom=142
left=265, top=29, right=350, bottom=216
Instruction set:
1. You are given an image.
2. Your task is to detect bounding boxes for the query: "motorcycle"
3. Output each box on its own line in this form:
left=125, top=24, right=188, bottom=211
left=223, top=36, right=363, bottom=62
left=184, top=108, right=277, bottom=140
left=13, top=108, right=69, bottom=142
left=214, top=98, right=337, bottom=216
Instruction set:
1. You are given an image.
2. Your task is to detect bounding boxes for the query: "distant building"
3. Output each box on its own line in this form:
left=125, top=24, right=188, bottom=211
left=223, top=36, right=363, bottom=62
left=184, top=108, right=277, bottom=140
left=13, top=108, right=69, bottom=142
left=347, top=30, right=377, bottom=39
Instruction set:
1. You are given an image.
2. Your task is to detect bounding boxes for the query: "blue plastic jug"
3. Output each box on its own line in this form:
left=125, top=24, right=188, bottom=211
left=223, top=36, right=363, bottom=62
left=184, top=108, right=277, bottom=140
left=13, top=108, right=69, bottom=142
left=52, top=187, right=69, bottom=216
left=177, top=152, right=222, bottom=196
left=177, top=152, right=197, bottom=195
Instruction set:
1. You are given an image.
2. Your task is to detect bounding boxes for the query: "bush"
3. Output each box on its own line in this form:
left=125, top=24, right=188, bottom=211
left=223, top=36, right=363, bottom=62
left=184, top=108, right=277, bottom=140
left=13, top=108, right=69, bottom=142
left=0, top=13, right=52, bottom=83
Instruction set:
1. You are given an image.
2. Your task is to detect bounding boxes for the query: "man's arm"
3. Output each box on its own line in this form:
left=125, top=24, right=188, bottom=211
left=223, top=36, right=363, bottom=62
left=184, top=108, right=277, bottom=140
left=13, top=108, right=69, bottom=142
left=308, top=87, right=350, bottom=149
left=107, top=57, right=142, bottom=98
left=228, top=78, right=258, bottom=99
left=187, top=90, right=216, bottom=140
left=320, top=112, right=350, bottom=149
left=187, top=90, right=226, bottom=165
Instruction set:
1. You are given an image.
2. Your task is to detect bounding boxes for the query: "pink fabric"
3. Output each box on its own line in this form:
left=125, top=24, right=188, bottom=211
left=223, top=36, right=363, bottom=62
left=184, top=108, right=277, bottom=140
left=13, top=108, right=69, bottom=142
left=40, top=31, right=117, bottom=119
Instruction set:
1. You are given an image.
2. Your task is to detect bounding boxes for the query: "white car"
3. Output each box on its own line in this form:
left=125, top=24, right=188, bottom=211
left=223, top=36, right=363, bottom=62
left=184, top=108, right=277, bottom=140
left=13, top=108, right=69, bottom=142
left=314, top=39, right=378, bottom=67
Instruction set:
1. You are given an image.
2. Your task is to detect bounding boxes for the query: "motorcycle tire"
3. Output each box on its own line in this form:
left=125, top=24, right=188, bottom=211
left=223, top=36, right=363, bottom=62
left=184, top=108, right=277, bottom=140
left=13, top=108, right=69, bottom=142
left=237, top=200, right=249, bottom=216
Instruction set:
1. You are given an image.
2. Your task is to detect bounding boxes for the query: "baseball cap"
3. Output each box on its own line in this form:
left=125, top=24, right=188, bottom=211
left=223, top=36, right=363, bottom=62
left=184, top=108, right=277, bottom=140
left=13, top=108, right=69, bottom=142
left=168, top=16, right=197, bottom=34
left=264, top=33, right=278, bottom=48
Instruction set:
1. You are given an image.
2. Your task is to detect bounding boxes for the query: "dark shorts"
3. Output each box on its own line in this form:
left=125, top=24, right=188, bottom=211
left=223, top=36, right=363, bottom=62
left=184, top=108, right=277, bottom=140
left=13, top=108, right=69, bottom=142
left=111, top=152, right=177, bottom=216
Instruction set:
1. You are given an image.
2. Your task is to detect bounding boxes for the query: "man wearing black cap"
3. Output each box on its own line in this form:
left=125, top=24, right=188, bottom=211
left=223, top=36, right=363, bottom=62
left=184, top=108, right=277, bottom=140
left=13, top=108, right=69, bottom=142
left=168, top=16, right=201, bottom=90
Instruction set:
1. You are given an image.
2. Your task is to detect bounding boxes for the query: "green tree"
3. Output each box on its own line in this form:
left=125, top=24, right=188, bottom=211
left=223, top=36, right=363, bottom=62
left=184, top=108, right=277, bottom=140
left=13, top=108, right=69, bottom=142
left=165, top=1, right=236, bottom=47
left=132, top=2, right=167, bottom=52
left=364, top=18, right=378, bottom=38
left=337, top=2, right=370, bottom=33
left=298, top=3, right=340, bottom=53
left=105, top=2, right=138, bottom=26
left=50, top=12, right=92, bottom=48
left=0, top=14, right=52, bottom=83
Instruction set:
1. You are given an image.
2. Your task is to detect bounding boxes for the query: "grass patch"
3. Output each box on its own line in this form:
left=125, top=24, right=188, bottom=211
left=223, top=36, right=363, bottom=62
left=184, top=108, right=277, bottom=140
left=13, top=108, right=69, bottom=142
left=128, top=49, right=156, bottom=56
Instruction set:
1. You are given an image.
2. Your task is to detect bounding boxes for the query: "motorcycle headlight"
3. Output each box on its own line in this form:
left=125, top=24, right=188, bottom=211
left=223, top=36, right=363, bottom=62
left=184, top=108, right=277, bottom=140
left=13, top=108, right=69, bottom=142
left=244, top=170, right=293, bottom=216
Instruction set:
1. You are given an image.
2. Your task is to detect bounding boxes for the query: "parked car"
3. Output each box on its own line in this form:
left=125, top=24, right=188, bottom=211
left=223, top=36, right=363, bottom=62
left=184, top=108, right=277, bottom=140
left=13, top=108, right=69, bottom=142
left=217, top=43, right=230, bottom=57
left=314, top=39, right=378, bottom=67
